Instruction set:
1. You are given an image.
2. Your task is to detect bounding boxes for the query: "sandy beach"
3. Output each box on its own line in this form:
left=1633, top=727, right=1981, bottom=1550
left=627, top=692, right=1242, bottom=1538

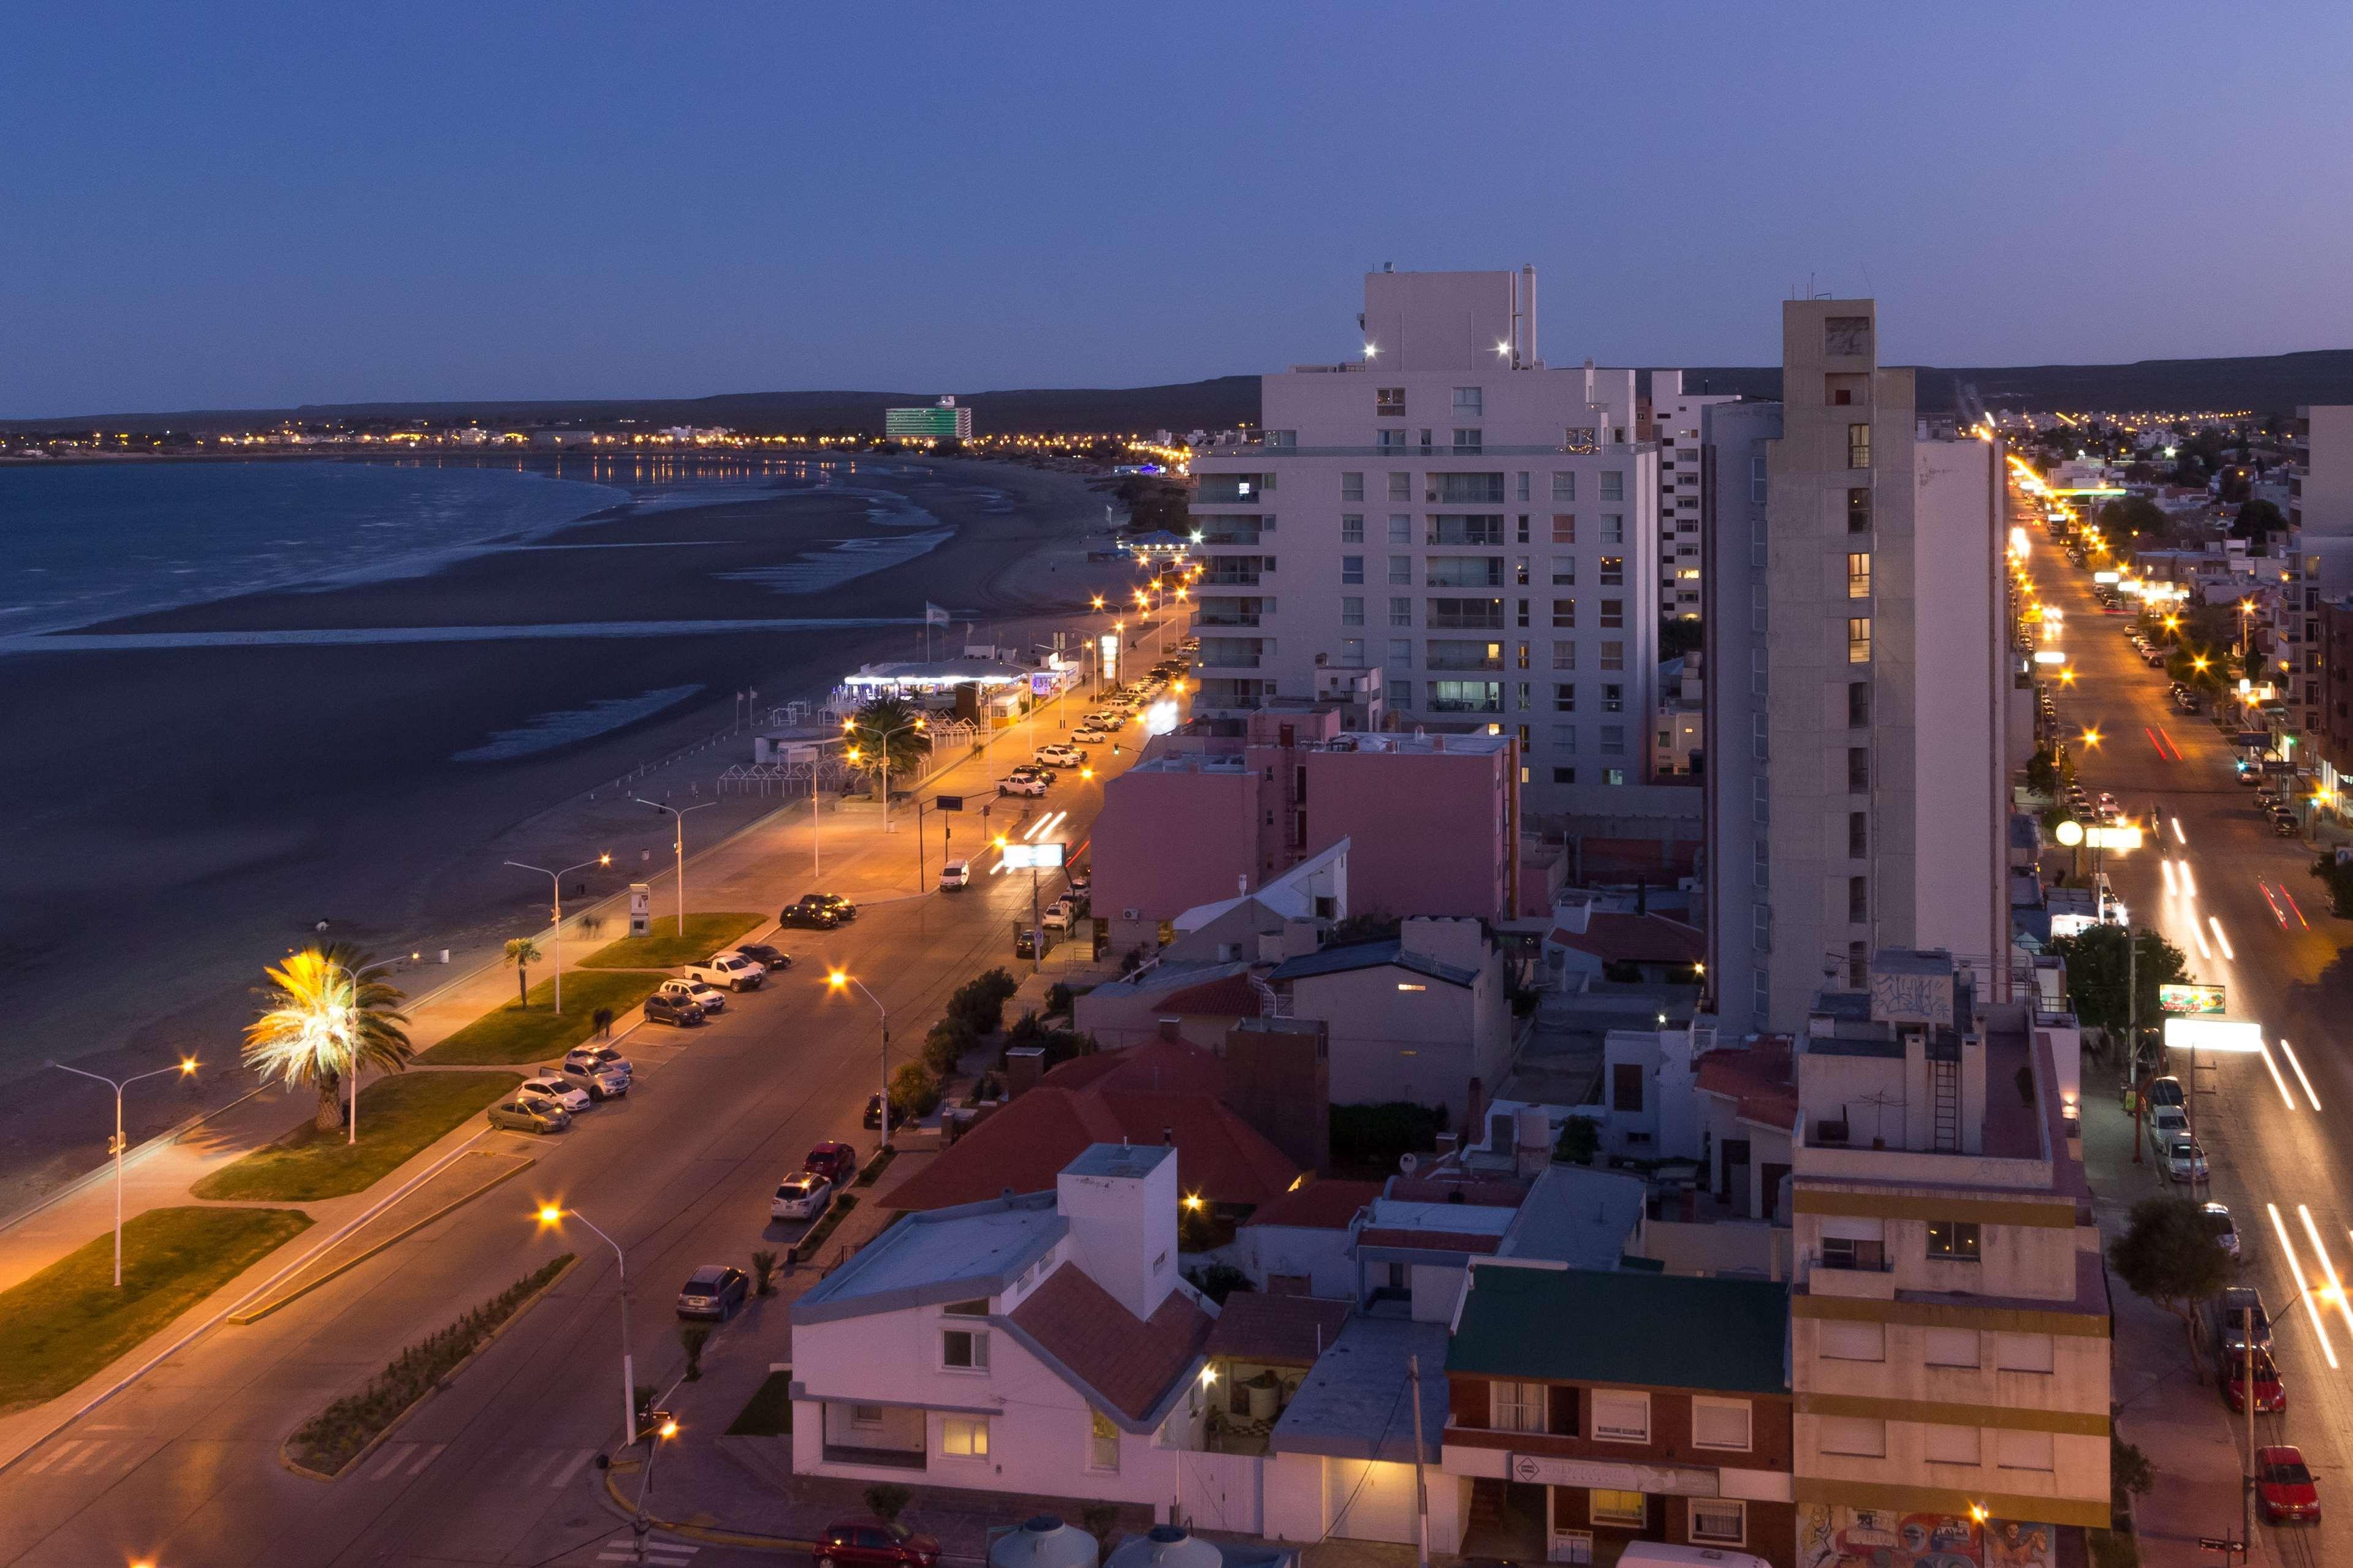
left=0, top=453, right=1125, bottom=1207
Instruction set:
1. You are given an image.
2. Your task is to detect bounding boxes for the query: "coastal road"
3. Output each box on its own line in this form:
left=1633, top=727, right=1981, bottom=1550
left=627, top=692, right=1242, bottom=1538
left=0, top=634, right=1184, bottom=1568
left=2036, top=509, right=2350, bottom=1566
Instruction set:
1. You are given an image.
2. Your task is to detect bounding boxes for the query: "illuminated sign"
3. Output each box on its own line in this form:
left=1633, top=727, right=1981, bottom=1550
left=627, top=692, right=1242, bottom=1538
left=2032, top=650, right=2068, bottom=665
left=2162, top=1018, right=2264, bottom=1053
left=2093, top=571, right=2121, bottom=583
left=1098, top=632, right=1120, bottom=684
left=2083, top=825, right=2143, bottom=850
left=1001, top=842, right=1066, bottom=869
left=2159, top=983, right=2226, bottom=1016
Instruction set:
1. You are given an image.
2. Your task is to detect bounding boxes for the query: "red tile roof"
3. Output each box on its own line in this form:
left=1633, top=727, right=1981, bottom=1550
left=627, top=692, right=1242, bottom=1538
left=1241, top=1178, right=1382, bottom=1233
left=1548, top=912, right=1706, bottom=964
left=1010, top=1266, right=1215, bottom=1422
left=1694, top=1039, right=1798, bottom=1132
left=881, top=1085, right=1302, bottom=1212
left=1203, top=1292, right=1351, bottom=1366
left=1157, top=972, right=1266, bottom=1018
left=1046, top=1037, right=1229, bottom=1097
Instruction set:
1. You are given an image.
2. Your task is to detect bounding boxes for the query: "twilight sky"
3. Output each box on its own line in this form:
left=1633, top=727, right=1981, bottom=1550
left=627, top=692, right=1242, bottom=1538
left=6, top=1, right=2351, bottom=417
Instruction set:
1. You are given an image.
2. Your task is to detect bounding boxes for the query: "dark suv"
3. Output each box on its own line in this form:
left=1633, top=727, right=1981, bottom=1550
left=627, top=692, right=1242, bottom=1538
left=778, top=901, right=840, bottom=931
left=644, top=991, right=707, bottom=1028
left=797, top=892, right=857, bottom=923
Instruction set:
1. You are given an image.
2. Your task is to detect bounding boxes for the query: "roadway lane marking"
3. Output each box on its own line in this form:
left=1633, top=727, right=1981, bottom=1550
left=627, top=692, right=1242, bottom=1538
left=53, top=1441, right=115, bottom=1474
left=25, top=1439, right=86, bottom=1474
left=521, top=1449, right=563, bottom=1485
left=550, top=1447, right=596, bottom=1487
left=408, top=1442, right=444, bottom=1475
left=367, top=1444, right=416, bottom=1480
left=2267, top=1203, right=2340, bottom=1368
left=2279, top=1040, right=2322, bottom=1111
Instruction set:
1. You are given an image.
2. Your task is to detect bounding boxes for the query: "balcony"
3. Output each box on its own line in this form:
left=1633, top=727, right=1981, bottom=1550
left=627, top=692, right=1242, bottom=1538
left=1197, top=611, right=1263, bottom=628
left=1203, top=570, right=1264, bottom=588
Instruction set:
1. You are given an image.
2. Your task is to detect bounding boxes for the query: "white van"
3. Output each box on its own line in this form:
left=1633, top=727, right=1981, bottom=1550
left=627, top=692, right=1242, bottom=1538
left=1613, top=1545, right=1773, bottom=1568
left=938, top=858, right=971, bottom=891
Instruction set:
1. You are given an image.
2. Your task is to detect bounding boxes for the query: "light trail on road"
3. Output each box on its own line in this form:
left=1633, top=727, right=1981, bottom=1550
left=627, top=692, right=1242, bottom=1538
left=2191, top=920, right=2211, bottom=960
left=2298, top=1206, right=2353, bottom=1343
left=2257, top=1038, right=2300, bottom=1110
left=2280, top=1040, right=2323, bottom=1111
left=2162, top=860, right=2178, bottom=897
left=2158, top=726, right=2183, bottom=759
left=2262, top=882, right=2289, bottom=928
left=2172, top=817, right=2187, bottom=844
left=2209, top=917, right=2235, bottom=961
left=2268, top=1203, right=2341, bottom=1368
left=2180, top=861, right=2197, bottom=898
left=2283, top=887, right=2309, bottom=928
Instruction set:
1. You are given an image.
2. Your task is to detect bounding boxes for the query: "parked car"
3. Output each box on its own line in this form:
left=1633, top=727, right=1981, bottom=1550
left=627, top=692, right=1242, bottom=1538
left=1035, top=744, right=1084, bottom=767
left=644, top=991, right=707, bottom=1029
left=516, top=1075, right=592, bottom=1115
left=1041, top=901, right=1074, bottom=932
left=998, top=776, right=1047, bottom=798
left=2218, top=1286, right=2271, bottom=1351
left=2276, top=814, right=2300, bottom=836
left=770, top=1171, right=834, bottom=1222
left=686, top=952, right=766, bottom=991
left=733, top=942, right=793, bottom=973
left=2148, top=1104, right=2189, bottom=1142
left=2165, top=1137, right=2208, bottom=1184
left=862, top=1093, right=902, bottom=1132
left=2257, top=1445, right=2321, bottom=1523
left=675, top=1264, right=749, bottom=1321
left=778, top=901, right=841, bottom=930
left=799, top=892, right=858, bottom=923
left=1067, top=869, right=1092, bottom=895
left=487, top=1097, right=570, bottom=1134
left=815, top=1518, right=943, bottom=1568
left=2202, top=1202, right=2240, bottom=1260
left=560, top=1047, right=633, bottom=1099
left=2222, top=1347, right=2286, bottom=1413
left=804, top=1140, right=859, bottom=1184
left=658, top=977, right=729, bottom=1015
left=1010, top=764, right=1056, bottom=785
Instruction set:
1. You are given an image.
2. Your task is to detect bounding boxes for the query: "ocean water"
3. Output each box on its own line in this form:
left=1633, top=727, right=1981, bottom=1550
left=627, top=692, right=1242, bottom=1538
left=0, top=459, right=633, bottom=637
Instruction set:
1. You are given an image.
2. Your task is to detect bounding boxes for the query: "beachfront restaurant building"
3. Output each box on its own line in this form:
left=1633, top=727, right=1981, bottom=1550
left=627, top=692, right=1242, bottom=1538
left=831, top=657, right=1083, bottom=728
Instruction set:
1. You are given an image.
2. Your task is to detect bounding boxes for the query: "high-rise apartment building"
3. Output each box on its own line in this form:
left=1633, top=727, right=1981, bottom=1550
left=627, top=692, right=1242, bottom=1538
left=1187, top=269, right=1662, bottom=814
left=1704, top=301, right=2012, bottom=1034
left=1650, top=371, right=1739, bottom=622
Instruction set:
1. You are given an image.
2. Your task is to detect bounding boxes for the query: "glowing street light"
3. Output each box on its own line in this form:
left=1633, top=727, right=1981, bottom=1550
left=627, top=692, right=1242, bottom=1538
left=503, top=854, right=611, bottom=1015
left=827, top=970, right=894, bottom=1147
left=45, top=1056, right=199, bottom=1286
left=537, top=1203, right=641, bottom=1442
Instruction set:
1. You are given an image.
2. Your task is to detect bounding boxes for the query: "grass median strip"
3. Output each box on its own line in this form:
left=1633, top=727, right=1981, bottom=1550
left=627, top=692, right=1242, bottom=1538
left=192, top=1071, right=522, bottom=1202
left=420, top=969, right=665, bottom=1066
left=285, top=1253, right=574, bottom=1479
left=575, top=912, right=765, bottom=970
left=0, top=1205, right=312, bottom=1409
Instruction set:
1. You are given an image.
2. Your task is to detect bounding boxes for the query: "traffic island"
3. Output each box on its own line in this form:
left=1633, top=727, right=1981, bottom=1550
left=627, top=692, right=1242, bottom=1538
left=576, top=913, right=766, bottom=971
left=190, top=1071, right=523, bottom=1202
left=0, top=1205, right=312, bottom=1409
left=419, top=971, right=666, bottom=1065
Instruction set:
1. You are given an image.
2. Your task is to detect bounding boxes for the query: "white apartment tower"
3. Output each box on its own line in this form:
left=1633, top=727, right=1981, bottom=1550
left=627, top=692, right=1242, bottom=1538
left=1649, top=371, right=1739, bottom=621
left=1705, top=301, right=2012, bottom=1033
left=1187, top=269, right=1662, bottom=814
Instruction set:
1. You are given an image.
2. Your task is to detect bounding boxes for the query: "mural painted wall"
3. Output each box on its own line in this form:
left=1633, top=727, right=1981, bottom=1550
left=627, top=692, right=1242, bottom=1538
left=1797, top=1504, right=2056, bottom=1568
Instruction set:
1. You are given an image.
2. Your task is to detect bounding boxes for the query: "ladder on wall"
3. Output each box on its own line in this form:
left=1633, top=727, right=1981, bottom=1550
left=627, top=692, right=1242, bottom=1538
left=1931, top=1056, right=1961, bottom=1152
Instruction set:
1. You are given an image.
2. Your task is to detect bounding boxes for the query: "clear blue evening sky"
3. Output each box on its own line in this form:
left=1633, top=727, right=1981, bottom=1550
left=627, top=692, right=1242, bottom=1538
left=5, top=1, right=2351, bottom=417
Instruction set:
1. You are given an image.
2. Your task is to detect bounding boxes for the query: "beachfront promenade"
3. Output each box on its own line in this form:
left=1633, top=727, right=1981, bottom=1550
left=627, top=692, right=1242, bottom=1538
left=0, top=608, right=1184, bottom=1568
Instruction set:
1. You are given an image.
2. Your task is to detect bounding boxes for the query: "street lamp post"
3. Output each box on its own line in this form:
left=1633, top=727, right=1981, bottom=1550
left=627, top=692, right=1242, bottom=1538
left=333, top=954, right=418, bottom=1145
left=538, top=1204, right=637, bottom=1444
left=844, top=714, right=927, bottom=836
left=827, top=971, right=891, bottom=1151
left=45, top=1056, right=199, bottom=1286
left=504, top=854, right=612, bottom=1015
left=633, top=798, right=716, bottom=937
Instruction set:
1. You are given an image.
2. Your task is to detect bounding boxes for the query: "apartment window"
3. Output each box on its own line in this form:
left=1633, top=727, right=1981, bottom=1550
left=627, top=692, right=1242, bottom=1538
left=1376, top=388, right=1405, bottom=417
left=1452, top=428, right=1483, bottom=453
left=1341, top=514, right=1364, bottom=543
left=1849, top=744, right=1870, bottom=792
left=1452, top=385, right=1483, bottom=415
left=1388, top=637, right=1412, bottom=667
left=1551, top=640, right=1576, bottom=670
left=1819, top=1320, right=1885, bottom=1362
left=1600, top=598, right=1624, bottom=629
left=1389, top=597, right=1413, bottom=628
left=1750, top=456, right=1768, bottom=504
left=1340, top=638, right=1365, bottom=666
left=941, top=1416, right=989, bottom=1458
left=1847, top=423, right=1872, bottom=469
left=1388, top=556, right=1412, bottom=585
left=1263, top=430, right=1295, bottom=449
left=1600, top=471, right=1625, bottom=502
left=1515, top=471, right=1530, bottom=502
left=1427, top=680, right=1502, bottom=713
left=941, top=1328, right=990, bottom=1371
left=1516, top=641, right=1530, bottom=670
left=1847, top=941, right=1868, bottom=988
left=1516, top=513, right=1531, bottom=543
left=1996, top=1430, right=2056, bottom=1472
left=1591, top=1389, right=1650, bottom=1442
left=1924, top=1425, right=1983, bottom=1465
left=1341, top=596, right=1365, bottom=627
left=1341, top=555, right=1364, bottom=585
left=1491, top=1380, right=1545, bottom=1433
left=1388, top=472, right=1412, bottom=501
left=1551, top=724, right=1577, bottom=751
left=1821, top=1235, right=1885, bottom=1270
left=1553, top=767, right=1576, bottom=784
left=1341, top=471, right=1365, bottom=501
left=1551, top=598, right=1575, bottom=629
left=1551, top=558, right=1576, bottom=586
left=1088, top=1409, right=1120, bottom=1472
left=1689, top=1499, right=1746, bottom=1548
left=1847, top=487, right=1871, bottom=532
left=1515, top=556, right=1530, bottom=586
left=1516, top=598, right=1530, bottom=628
left=851, top=1403, right=886, bottom=1428
left=1604, top=767, right=1625, bottom=785
left=1600, top=555, right=1624, bottom=585
left=1564, top=426, right=1597, bottom=453
left=1996, top=1332, right=2056, bottom=1373
left=1820, top=1417, right=1887, bottom=1458
left=1927, top=1220, right=1982, bottom=1260
left=1847, top=681, right=1870, bottom=727
left=1554, top=683, right=1577, bottom=713
left=1600, top=641, right=1624, bottom=671
left=1551, top=513, right=1576, bottom=545
left=1849, top=811, right=1868, bottom=859
left=1602, top=683, right=1624, bottom=713
left=1377, top=430, right=1408, bottom=453
left=1847, top=876, right=1868, bottom=923
left=1601, top=513, right=1624, bottom=545
left=1925, top=1327, right=1982, bottom=1368
left=1847, top=616, right=1872, bottom=664
left=1551, top=472, right=1577, bottom=502
left=1847, top=551, right=1872, bottom=599
left=1588, top=1490, right=1646, bottom=1529
left=1388, top=513, right=1411, bottom=544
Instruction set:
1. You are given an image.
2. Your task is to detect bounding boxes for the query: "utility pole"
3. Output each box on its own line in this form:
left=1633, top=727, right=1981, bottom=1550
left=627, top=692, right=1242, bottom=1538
left=1408, top=1354, right=1431, bottom=1568
left=2244, top=1303, right=2256, bottom=1555
left=2128, top=922, right=2145, bottom=1163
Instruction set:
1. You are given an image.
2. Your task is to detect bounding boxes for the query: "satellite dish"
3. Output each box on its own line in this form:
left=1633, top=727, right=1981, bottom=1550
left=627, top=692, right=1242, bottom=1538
left=1399, top=1153, right=1420, bottom=1175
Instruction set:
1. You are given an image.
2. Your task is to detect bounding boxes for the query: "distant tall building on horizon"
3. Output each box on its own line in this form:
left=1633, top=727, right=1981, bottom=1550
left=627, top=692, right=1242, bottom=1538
left=1705, top=299, right=2015, bottom=1033
left=885, top=396, right=971, bottom=441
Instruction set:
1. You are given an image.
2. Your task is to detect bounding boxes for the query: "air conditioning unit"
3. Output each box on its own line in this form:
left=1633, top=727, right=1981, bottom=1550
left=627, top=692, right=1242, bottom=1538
left=1123, top=908, right=1140, bottom=922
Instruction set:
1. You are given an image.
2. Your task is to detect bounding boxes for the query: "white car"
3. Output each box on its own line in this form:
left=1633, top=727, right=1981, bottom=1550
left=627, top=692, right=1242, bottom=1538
left=2167, top=1138, right=2209, bottom=1185
left=998, top=776, right=1047, bottom=798
left=2203, top=1202, right=2241, bottom=1261
left=1041, top=901, right=1075, bottom=932
left=685, top=952, right=766, bottom=991
left=1035, top=745, right=1084, bottom=767
left=516, top=1075, right=591, bottom=1115
left=658, top=977, right=729, bottom=1014
left=2149, top=1104, right=2189, bottom=1143
left=770, top=1171, right=834, bottom=1222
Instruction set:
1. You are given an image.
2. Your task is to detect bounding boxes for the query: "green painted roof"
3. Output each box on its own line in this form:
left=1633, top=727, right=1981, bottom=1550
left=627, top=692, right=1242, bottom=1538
left=1446, top=1265, right=1789, bottom=1395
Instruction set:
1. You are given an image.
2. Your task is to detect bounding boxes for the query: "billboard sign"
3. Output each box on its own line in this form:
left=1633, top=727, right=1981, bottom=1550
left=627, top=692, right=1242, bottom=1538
left=1001, top=842, right=1066, bottom=869
left=2158, top=983, right=2225, bottom=1015
left=2162, top=1018, right=2264, bottom=1053
left=1098, top=632, right=1120, bottom=684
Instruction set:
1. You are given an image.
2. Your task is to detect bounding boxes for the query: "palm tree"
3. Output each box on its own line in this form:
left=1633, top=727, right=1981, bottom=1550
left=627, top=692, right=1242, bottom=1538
left=243, top=944, right=414, bottom=1132
left=844, top=695, right=933, bottom=797
left=505, top=937, right=542, bottom=1007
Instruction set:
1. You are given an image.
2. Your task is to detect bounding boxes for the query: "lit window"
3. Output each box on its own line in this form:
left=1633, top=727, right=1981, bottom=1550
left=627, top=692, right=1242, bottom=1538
left=941, top=1416, right=989, bottom=1457
left=1847, top=617, right=1872, bottom=664
left=1588, top=1489, right=1646, bottom=1527
left=1847, top=551, right=1871, bottom=599
left=1927, top=1220, right=1982, bottom=1260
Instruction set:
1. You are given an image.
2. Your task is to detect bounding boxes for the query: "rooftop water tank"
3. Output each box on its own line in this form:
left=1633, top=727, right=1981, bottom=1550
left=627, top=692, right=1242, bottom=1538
left=990, top=1517, right=1100, bottom=1568
left=1106, top=1526, right=1222, bottom=1568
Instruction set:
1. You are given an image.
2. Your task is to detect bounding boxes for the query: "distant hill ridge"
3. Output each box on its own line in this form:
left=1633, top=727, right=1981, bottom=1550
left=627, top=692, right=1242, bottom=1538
left=17, top=350, right=2353, bottom=434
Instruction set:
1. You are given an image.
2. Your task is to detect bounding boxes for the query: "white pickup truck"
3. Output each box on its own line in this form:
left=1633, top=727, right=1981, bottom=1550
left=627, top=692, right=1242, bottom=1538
left=685, top=952, right=766, bottom=991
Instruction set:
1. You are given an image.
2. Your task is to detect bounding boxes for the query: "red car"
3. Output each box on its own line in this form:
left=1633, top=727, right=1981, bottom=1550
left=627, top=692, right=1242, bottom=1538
left=804, top=1141, right=859, bottom=1185
left=816, top=1517, right=941, bottom=1568
left=2257, top=1445, right=2321, bottom=1523
left=2222, top=1349, right=2286, bottom=1414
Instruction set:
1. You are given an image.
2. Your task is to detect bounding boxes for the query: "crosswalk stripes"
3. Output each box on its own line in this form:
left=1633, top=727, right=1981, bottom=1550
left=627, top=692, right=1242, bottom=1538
left=510, top=1445, right=603, bottom=1488
left=23, top=1438, right=135, bottom=1477
left=596, top=1542, right=698, bottom=1566
left=359, top=1441, right=446, bottom=1480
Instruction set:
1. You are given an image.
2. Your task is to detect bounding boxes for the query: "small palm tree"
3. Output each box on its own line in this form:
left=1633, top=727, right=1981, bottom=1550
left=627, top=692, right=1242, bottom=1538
left=845, top=696, right=933, bottom=791
left=505, top=937, right=542, bottom=1007
left=243, top=944, right=414, bottom=1132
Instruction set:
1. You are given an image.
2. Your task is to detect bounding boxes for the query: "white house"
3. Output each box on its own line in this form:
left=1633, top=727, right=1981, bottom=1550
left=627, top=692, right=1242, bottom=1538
left=1266, top=917, right=1510, bottom=1122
